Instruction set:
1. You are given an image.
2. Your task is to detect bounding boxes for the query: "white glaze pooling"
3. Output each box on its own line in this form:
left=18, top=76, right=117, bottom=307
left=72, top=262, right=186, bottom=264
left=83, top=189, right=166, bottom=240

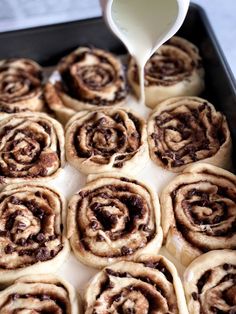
left=106, top=0, right=189, bottom=105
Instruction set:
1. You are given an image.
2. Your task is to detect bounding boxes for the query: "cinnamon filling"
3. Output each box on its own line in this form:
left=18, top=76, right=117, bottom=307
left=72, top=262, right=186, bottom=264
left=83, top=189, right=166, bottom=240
left=143, top=260, right=173, bottom=283
left=0, top=193, right=63, bottom=269
left=0, top=119, right=61, bottom=178
left=76, top=182, right=155, bottom=258
left=151, top=102, right=227, bottom=168
left=73, top=111, right=141, bottom=168
left=59, top=49, right=127, bottom=106
left=194, top=265, right=236, bottom=314
left=131, top=37, right=202, bottom=87
left=1, top=291, right=68, bottom=313
left=0, top=59, right=42, bottom=112
left=0, top=105, right=27, bottom=114
left=133, top=57, right=192, bottom=86
left=170, top=178, right=236, bottom=252
left=91, top=265, right=177, bottom=314
left=0, top=71, right=41, bottom=102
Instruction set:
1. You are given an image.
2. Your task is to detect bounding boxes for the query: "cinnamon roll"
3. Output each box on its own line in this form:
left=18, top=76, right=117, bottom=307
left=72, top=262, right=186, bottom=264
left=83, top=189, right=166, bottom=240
left=160, top=163, right=236, bottom=266
left=0, top=112, right=65, bottom=186
left=67, top=174, right=163, bottom=268
left=0, top=58, right=44, bottom=113
left=84, top=255, right=188, bottom=314
left=0, top=274, right=80, bottom=313
left=45, top=47, right=128, bottom=123
left=0, top=183, right=69, bottom=284
left=147, top=96, right=232, bottom=172
left=184, top=250, right=236, bottom=314
left=65, top=108, right=148, bottom=174
left=128, top=36, right=204, bottom=108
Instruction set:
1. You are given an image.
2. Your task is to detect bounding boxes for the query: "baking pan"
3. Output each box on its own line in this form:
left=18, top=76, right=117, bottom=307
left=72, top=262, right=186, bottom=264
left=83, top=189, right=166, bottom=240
left=0, top=1, right=235, bottom=297
left=0, top=2, right=235, bottom=162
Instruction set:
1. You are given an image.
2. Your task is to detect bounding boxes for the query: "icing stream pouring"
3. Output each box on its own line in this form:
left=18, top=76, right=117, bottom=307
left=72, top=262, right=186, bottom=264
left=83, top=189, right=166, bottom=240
left=102, top=0, right=190, bottom=105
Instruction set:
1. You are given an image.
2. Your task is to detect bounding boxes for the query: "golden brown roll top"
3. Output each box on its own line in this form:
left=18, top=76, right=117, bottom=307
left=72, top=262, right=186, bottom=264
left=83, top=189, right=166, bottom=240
left=0, top=58, right=44, bottom=113
left=184, top=250, right=236, bottom=314
left=84, top=255, right=188, bottom=314
left=0, top=274, right=80, bottom=313
left=67, top=174, right=163, bottom=268
left=45, top=47, right=128, bottom=123
left=128, top=36, right=204, bottom=108
left=65, top=108, right=148, bottom=174
left=160, top=163, right=236, bottom=266
left=0, top=184, right=69, bottom=284
left=148, top=96, right=232, bottom=172
left=0, top=112, right=65, bottom=186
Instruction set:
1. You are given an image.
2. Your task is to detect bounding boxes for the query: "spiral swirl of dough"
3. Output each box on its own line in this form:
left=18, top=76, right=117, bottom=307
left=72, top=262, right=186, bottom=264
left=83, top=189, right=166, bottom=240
left=184, top=250, right=236, bottom=314
left=0, top=112, right=65, bottom=186
left=84, top=255, right=188, bottom=314
left=0, top=183, right=69, bottom=284
left=65, top=108, right=148, bottom=174
left=161, top=163, right=236, bottom=266
left=0, top=58, right=44, bottom=113
left=67, top=174, right=162, bottom=268
left=45, top=47, right=128, bottom=123
left=0, top=274, right=80, bottom=313
left=127, top=36, right=204, bottom=108
left=148, top=97, right=232, bottom=172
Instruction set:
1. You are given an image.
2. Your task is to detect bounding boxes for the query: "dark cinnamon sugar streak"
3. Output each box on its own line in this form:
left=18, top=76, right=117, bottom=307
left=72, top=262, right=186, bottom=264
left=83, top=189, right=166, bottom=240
left=74, top=112, right=141, bottom=167
left=0, top=275, right=75, bottom=313
left=68, top=175, right=162, bottom=268
left=0, top=184, right=66, bottom=271
left=148, top=97, right=231, bottom=172
left=0, top=58, right=44, bottom=113
left=59, top=47, right=127, bottom=105
left=140, top=37, right=202, bottom=86
left=196, top=265, right=236, bottom=312
left=65, top=108, right=148, bottom=174
left=0, top=113, right=64, bottom=184
left=128, top=36, right=204, bottom=108
left=84, top=256, right=188, bottom=314
left=45, top=47, right=127, bottom=121
left=161, top=164, right=236, bottom=266
left=184, top=250, right=236, bottom=314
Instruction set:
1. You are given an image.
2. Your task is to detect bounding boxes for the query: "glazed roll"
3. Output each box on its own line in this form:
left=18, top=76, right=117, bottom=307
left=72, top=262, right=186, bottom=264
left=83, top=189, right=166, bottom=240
left=45, top=47, right=128, bottom=123
left=65, top=108, right=148, bottom=174
left=67, top=174, right=163, bottom=268
left=127, top=36, right=204, bottom=108
left=184, top=250, right=236, bottom=314
left=0, top=274, right=80, bottom=313
left=148, top=96, right=232, bottom=172
left=84, top=255, right=188, bottom=314
left=160, top=163, right=236, bottom=266
left=0, top=58, right=44, bottom=113
left=0, top=112, right=65, bottom=186
left=0, top=184, right=69, bottom=284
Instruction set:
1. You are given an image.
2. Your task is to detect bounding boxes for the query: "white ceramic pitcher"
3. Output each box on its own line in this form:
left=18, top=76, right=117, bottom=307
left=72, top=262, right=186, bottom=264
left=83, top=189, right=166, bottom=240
left=100, top=0, right=190, bottom=103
